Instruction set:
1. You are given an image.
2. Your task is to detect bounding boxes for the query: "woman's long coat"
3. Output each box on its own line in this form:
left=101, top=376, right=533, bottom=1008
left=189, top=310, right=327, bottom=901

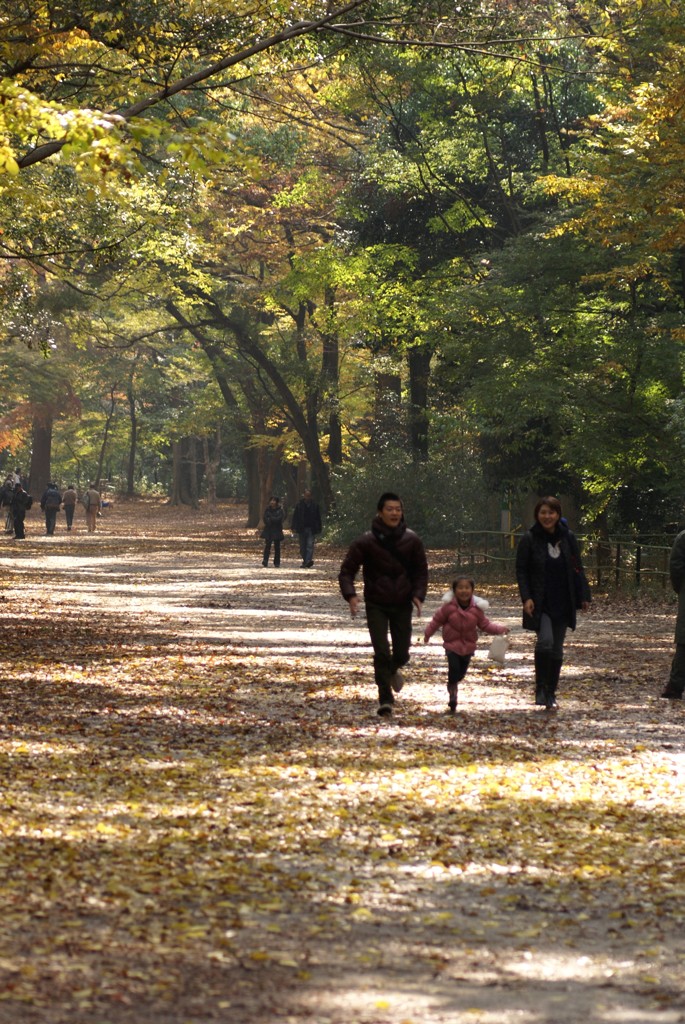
left=515, top=521, right=591, bottom=632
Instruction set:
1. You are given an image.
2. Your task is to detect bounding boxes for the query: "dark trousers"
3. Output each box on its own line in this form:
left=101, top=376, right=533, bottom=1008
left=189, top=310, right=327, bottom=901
left=298, top=528, right=315, bottom=565
left=535, top=614, right=566, bottom=705
left=45, top=509, right=58, bottom=535
left=535, top=613, right=567, bottom=659
left=365, top=601, right=413, bottom=705
left=446, top=652, right=471, bottom=704
left=667, top=643, right=685, bottom=696
left=262, top=540, right=281, bottom=566
left=13, top=512, right=25, bottom=539
left=64, top=504, right=75, bottom=530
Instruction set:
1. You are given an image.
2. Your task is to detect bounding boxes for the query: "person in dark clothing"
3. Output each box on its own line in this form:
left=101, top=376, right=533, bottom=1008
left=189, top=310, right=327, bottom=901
left=1, top=476, right=14, bottom=533
left=339, top=492, right=428, bottom=716
left=261, top=496, right=285, bottom=567
left=515, top=496, right=591, bottom=710
left=291, top=489, right=322, bottom=568
left=40, top=482, right=62, bottom=536
left=661, top=529, right=685, bottom=699
left=10, top=482, right=33, bottom=539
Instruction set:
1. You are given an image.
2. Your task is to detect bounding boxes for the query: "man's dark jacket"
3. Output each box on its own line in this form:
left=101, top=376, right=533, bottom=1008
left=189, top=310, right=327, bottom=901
left=291, top=498, right=322, bottom=534
left=339, top=517, right=428, bottom=607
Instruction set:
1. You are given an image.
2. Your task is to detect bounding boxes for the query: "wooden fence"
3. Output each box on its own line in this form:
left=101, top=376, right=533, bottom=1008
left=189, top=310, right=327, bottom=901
left=454, top=530, right=674, bottom=590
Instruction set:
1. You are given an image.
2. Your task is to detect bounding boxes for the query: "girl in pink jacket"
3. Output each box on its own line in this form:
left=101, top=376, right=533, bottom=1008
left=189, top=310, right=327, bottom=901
left=424, top=576, right=509, bottom=713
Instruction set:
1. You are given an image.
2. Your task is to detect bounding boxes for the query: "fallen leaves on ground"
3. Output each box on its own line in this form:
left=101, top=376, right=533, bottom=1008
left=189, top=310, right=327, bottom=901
left=0, top=500, right=684, bottom=1024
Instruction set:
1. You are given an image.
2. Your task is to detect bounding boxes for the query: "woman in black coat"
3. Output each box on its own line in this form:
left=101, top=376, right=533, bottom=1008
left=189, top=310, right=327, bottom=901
left=261, top=496, right=285, bottom=567
left=515, top=496, right=591, bottom=709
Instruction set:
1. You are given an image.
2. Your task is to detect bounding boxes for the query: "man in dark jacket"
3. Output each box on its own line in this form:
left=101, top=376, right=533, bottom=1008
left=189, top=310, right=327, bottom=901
left=10, top=482, right=32, bottom=539
left=339, top=492, right=428, bottom=716
left=661, top=528, right=685, bottom=699
left=40, top=482, right=62, bottom=536
left=291, top=489, right=322, bottom=568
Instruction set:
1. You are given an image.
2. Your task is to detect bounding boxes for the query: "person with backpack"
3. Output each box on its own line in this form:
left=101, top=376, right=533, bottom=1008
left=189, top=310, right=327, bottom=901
left=40, top=482, right=62, bottom=536
left=10, top=482, right=33, bottom=539
left=338, top=492, right=428, bottom=716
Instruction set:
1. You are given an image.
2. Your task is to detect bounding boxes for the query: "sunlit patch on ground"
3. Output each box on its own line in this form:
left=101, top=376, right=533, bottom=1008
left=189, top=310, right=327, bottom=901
left=0, top=500, right=683, bottom=1024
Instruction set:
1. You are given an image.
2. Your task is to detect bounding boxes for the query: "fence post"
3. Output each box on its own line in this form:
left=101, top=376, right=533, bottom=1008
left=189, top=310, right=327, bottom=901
left=635, top=543, right=642, bottom=588
left=615, top=543, right=621, bottom=588
left=595, top=542, right=602, bottom=589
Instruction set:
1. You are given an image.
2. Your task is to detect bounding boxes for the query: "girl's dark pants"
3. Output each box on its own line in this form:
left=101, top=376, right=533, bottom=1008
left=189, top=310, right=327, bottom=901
left=446, top=652, right=471, bottom=705
left=365, top=601, right=412, bottom=706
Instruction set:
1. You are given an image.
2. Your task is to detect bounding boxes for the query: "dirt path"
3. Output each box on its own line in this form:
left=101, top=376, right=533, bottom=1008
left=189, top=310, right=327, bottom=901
left=1, top=500, right=684, bottom=1023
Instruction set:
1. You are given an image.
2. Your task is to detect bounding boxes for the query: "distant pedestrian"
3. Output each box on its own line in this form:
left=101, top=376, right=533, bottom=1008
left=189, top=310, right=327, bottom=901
left=10, top=482, right=33, bottom=539
left=62, top=484, right=77, bottom=532
left=661, top=528, right=685, bottom=700
left=515, top=496, right=591, bottom=710
left=261, top=496, right=285, bottom=567
left=339, top=492, right=428, bottom=716
left=291, top=489, right=322, bottom=568
left=1, top=476, right=14, bottom=533
left=40, top=482, right=62, bottom=536
left=84, top=483, right=101, bottom=533
left=423, top=576, right=509, bottom=713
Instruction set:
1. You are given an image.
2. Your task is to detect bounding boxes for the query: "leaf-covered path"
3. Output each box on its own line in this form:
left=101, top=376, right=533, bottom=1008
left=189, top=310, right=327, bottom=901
left=1, top=500, right=684, bottom=1024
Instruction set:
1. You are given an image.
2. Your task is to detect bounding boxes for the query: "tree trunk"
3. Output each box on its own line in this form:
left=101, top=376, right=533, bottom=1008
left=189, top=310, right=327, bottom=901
left=203, top=429, right=220, bottom=511
left=322, top=289, right=343, bottom=467
left=29, top=408, right=53, bottom=496
left=245, top=447, right=262, bottom=527
left=187, top=437, right=200, bottom=509
left=170, top=441, right=182, bottom=505
left=94, top=385, right=116, bottom=490
left=369, top=370, right=403, bottom=454
left=126, top=381, right=137, bottom=497
left=407, top=343, right=432, bottom=462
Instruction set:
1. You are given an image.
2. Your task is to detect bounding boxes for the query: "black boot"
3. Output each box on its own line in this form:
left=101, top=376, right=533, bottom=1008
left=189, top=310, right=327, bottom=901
left=547, top=659, right=562, bottom=709
left=534, top=651, right=551, bottom=706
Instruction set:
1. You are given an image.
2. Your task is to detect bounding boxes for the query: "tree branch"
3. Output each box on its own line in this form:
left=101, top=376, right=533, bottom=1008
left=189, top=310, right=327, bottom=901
left=17, top=0, right=371, bottom=169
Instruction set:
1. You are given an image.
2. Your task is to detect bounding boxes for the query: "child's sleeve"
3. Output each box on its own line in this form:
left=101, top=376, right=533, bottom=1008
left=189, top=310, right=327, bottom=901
left=423, top=605, right=446, bottom=641
left=477, top=608, right=508, bottom=636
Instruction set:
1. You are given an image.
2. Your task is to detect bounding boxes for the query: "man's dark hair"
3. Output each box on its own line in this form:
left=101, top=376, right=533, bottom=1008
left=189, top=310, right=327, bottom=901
left=377, top=491, right=402, bottom=511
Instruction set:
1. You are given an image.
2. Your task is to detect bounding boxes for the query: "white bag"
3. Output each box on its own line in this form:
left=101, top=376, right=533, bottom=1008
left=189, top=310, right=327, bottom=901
left=488, top=634, right=509, bottom=665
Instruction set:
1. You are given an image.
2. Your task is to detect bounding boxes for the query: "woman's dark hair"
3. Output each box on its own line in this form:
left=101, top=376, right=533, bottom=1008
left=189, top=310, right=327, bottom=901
left=377, top=491, right=402, bottom=511
left=452, top=575, right=475, bottom=591
left=534, top=496, right=562, bottom=519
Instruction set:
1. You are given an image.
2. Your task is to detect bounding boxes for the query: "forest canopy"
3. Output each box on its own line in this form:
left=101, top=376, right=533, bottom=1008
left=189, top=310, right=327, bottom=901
left=1, top=0, right=684, bottom=539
